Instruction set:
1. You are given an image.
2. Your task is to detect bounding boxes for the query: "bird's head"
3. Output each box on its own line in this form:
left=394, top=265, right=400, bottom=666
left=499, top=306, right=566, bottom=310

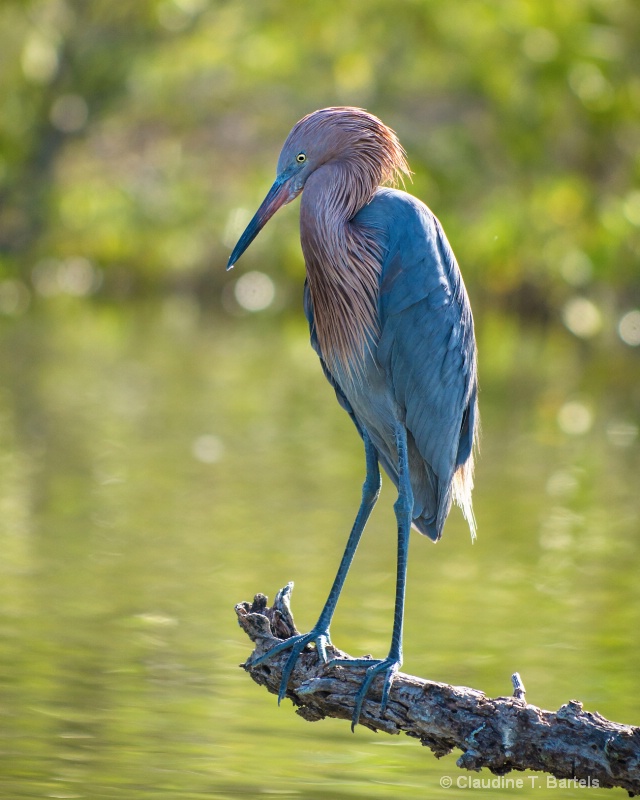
left=227, top=107, right=409, bottom=269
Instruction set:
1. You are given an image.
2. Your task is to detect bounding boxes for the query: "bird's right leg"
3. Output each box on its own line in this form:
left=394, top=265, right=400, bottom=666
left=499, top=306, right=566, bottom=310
left=329, top=424, right=413, bottom=730
left=250, top=432, right=381, bottom=703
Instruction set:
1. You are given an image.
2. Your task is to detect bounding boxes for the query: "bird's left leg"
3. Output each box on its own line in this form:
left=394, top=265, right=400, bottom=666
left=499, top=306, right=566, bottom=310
left=333, top=424, right=413, bottom=730
left=250, top=432, right=381, bottom=704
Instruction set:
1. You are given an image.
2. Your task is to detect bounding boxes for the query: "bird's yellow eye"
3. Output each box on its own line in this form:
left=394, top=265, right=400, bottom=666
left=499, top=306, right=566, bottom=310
left=296, top=153, right=306, bottom=163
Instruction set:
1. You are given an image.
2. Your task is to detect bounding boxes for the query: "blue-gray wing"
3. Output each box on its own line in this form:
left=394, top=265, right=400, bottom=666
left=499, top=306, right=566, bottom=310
left=376, top=193, right=478, bottom=540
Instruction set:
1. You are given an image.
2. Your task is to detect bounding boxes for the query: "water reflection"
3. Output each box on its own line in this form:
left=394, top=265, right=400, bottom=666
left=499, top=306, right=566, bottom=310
left=0, top=303, right=638, bottom=798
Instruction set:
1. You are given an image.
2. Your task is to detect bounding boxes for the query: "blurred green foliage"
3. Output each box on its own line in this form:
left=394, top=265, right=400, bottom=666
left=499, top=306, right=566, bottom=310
left=0, top=0, right=639, bottom=320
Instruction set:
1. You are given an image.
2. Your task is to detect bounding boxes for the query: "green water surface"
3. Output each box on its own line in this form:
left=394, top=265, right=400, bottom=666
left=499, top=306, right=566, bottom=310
left=0, top=301, right=638, bottom=799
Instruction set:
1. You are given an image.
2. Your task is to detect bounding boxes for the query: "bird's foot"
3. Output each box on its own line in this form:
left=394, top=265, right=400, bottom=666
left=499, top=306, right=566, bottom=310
left=330, top=655, right=401, bottom=730
left=250, top=628, right=332, bottom=704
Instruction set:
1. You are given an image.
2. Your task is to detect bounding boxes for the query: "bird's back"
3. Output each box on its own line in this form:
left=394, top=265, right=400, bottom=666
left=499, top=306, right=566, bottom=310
left=305, top=187, right=478, bottom=541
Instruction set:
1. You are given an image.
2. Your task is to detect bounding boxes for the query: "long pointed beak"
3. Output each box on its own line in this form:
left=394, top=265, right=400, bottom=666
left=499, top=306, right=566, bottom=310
left=227, top=175, right=294, bottom=270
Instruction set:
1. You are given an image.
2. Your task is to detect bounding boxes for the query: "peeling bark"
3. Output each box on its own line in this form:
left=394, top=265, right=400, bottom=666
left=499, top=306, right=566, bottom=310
left=236, top=584, right=640, bottom=796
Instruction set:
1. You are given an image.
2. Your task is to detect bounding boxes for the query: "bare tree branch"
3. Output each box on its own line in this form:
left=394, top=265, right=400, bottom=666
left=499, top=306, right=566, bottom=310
left=235, top=584, right=640, bottom=796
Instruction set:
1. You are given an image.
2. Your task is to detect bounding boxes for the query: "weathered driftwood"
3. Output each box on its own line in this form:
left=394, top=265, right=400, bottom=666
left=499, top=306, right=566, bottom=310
left=236, top=584, right=640, bottom=796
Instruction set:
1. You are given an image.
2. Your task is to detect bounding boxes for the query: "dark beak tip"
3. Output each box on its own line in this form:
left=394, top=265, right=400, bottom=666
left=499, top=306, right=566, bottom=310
left=225, top=174, right=291, bottom=272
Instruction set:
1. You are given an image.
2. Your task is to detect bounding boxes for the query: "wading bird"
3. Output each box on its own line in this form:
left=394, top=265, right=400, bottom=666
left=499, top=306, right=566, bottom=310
left=228, top=107, right=478, bottom=728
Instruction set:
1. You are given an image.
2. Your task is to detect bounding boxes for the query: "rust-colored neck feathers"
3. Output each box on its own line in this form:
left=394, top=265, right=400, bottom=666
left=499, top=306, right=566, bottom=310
left=296, top=108, right=409, bottom=376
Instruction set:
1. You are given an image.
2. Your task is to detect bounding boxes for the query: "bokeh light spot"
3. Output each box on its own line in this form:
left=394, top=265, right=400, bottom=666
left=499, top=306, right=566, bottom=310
left=606, top=420, right=638, bottom=448
left=32, top=257, right=102, bottom=297
left=618, top=310, right=640, bottom=346
left=568, top=62, right=613, bottom=110
left=546, top=470, right=579, bottom=498
left=192, top=435, right=224, bottom=464
left=557, top=401, right=593, bottom=435
left=561, top=297, right=602, bottom=339
left=234, top=271, right=275, bottom=312
left=21, top=33, right=59, bottom=84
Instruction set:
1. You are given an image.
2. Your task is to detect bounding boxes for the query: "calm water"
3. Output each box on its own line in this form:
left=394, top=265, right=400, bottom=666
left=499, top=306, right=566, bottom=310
left=0, top=300, right=638, bottom=799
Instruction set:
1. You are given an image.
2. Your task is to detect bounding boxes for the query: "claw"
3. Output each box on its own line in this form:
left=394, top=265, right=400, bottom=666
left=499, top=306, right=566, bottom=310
left=250, top=629, right=331, bottom=702
left=253, top=631, right=399, bottom=729
left=330, top=655, right=400, bottom=730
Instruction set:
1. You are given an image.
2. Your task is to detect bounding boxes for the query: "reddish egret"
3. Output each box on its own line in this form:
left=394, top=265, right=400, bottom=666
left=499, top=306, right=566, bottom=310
left=228, top=107, right=478, bottom=728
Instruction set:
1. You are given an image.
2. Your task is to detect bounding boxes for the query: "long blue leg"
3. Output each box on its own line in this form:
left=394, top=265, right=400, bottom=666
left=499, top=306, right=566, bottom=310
left=335, top=424, right=413, bottom=729
left=251, top=432, right=381, bottom=702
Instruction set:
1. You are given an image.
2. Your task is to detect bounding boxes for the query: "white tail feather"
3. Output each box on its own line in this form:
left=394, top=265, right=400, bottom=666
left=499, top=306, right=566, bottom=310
left=453, top=456, right=477, bottom=541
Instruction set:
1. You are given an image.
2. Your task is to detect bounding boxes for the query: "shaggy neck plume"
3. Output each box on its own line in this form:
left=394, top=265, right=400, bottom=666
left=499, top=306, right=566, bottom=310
left=296, top=111, right=409, bottom=376
left=301, top=161, right=385, bottom=376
